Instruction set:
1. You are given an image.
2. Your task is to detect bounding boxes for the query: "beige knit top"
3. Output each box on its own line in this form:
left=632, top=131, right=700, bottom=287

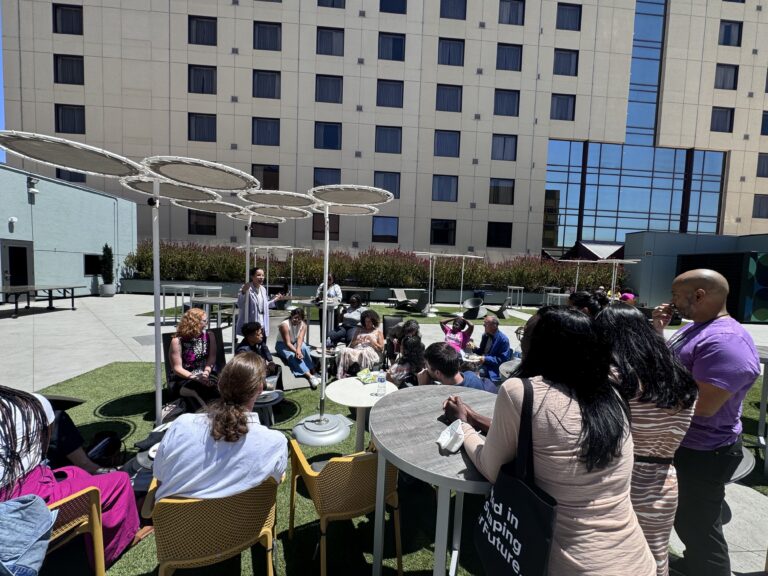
left=462, top=376, right=655, bottom=576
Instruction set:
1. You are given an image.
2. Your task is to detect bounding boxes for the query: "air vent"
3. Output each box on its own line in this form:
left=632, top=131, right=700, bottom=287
left=479, top=21, right=486, bottom=28
left=352, top=241, right=359, bottom=248
left=754, top=48, right=759, bottom=55
left=749, top=91, right=755, bottom=98
left=735, top=216, right=742, bottom=222
left=740, top=176, right=746, bottom=182
left=758, top=4, right=763, bottom=10
left=359, top=9, right=366, bottom=16
left=230, top=95, right=239, bottom=102
left=472, top=158, right=479, bottom=165
left=355, top=151, right=362, bottom=158
left=469, top=202, right=477, bottom=209
left=468, top=246, right=475, bottom=252
left=356, top=104, right=363, bottom=111
left=231, top=47, right=239, bottom=54
left=476, top=67, right=483, bottom=75
left=232, top=0, right=239, bottom=4
left=230, top=235, right=238, bottom=242
left=357, top=57, right=365, bottom=64
left=474, top=113, right=481, bottom=120
left=230, top=143, right=238, bottom=150
left=744, top=134, right=750, bottom=140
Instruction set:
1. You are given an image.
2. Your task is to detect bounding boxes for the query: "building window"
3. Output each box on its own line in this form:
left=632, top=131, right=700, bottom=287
left=379, top=33, right=406, bottom=61
left=431, top=219, right=456, bottom=245
left=491, top=134, right=517, bottom=161
left=313, top=213, right=340, bottom=240
left=377, top=80, right=404, bottom=107
left=316, top=75, right=343, bottom=103
left=188, top=65, right=216, bottom=94
left=372, top=216, right=399, bottom=243
left=710, top=107, right=734, bottom=132
left=551, top=94, right=576, bottom=120
left=254, top=21, right=282, bottom=50
left=56, top=168, right=86, bottom=183
left=251, top=222, right=279, bottom=238
left=496, top=43, right=522, bottom=71
left=441, top=0, right=466, bottom=20
left=53, top=4, right=83, bottom=35
left=317, top=27, right=344, bottom=56
left=438, top=38, right=465, bottom=66
left=487, top=222, right=513, bottom=248
left=499, top=0, right=525, bottom=25
left=252, top=164, right=280, bottom=189
left=84, top=254, right=101, bottom=276
left=714, top=64, right=738, bottom=90
left=188, top=16, right=217, bottom=46
left=753, top=194, right=768, bottom=218
left=380, top=0, right=407, bottom=14
left=374, top=171, right=401, bottom=198
left=719, top=20, right=742, bottom=46
left=54, top=104, right=85, bottom=134
left=434, top=130, right=460, bottom=157
left=489, top=178, right=515, bottom=205
left=188, top=210, right=216, bottom=235
left=314, top=167, right=341, bottom=186
left=553, top=49, right=578, bottom=76
left=432, top=175, right=458, bottom=201
left=762, top=111, right=768, bottom=136
left=315, top=122, right=342, bottom=150
left=436, top=84, right=462, bottom=112
left=53, top=54, right=84, bottom=85
left=723, top=0, right=745, bottom=3
left=252, top=117, right=281, bottom=145
left=494, top=89, right=520, bottom=116
left=253, top=70, right=281, bottom=99
left=556, top=3, right=582, bottom=31
left=757, top=153, right=768, bottom=177
left=188, top=113, right=216, bottom=142
left=375, top=126, right=402, bottom=153
left=319, top=0, right=345, bottom=7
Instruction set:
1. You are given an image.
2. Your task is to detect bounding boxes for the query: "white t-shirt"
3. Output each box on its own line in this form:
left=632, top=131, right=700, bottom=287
left=153, top=412, right=287, bottom=500
left=0, top=394, right=55, bottom=485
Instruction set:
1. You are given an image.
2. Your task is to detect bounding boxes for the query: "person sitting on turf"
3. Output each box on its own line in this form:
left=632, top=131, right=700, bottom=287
left=416, top=342, right=497, bottom=393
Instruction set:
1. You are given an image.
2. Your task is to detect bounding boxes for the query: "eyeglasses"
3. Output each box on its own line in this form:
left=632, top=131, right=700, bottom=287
left=515, top=326, right=525, bottom=340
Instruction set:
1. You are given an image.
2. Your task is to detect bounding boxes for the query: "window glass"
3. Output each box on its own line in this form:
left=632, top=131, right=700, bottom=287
left=53, top=4, right=83, bottom=35
left=434, top=130, right=460, bottom=157
left=374, top=171, right=401, bottom=198
left=188, top=65, right=216, bottom=94
left=318, top=0, right=345, bottom=7
left=314, top=168, right=341, bottom=186
left=489, top=178, right=514, bottom=204
left=553, top=49, right=578, bottom=76
left=430, top=219, right=456, bottom=245
left=375, top=126, right=402, bottom=153
left=494, top=89, right=520, bottom=116
left=253, top=70, right=281, bottom=99
left=380, top=0, right=406, bottom=13
left=56, top=168, right=86, bottom=183
left=317, top=27, right=344, bottom=56
left=438, top=38, right=465, bottom=66
left=556, top=3, right=582, bottom=31
left=762, top=111, right=768, bottom=136
left=313, top=213, right=340, bottom=240
left=55, top=104, right=85, bottom=134
left=436, top=85, right=462, bottom=112
left=491, top=134, right=517, bottom=161
left=188, top=210, right=216, bottom=235
left=496, top=43, right=522, bottom=71
left=188, top=113, right=216, bottom=142
left=714, top=64, right=738, bottom=90
left=252, top=117, right=281, bottom=145
left=710, top=107, right=734, bottom=132
left=84, top=254, right=100, bottom=276
left=440, top=0, right=466, bottom=19
left=753, top=194, right=768, bottom=218
left=372, top=216, right=399, bottom=243
left=315, top=122, right=342, bottom=150
left=188, top=16, right=216, bottom=45
left=54, top=54, right=84, bottom=84
left=254, top=21, right=282, bottom=50
left=251, top=222, right=279, bottom=238
left=550, top=94, right=576, bottom=120
left=487, top=222, right=513, bottom=248
left=499, top=0, right=525, bottom=25
left=379, top=33, right=406, bottom=60
left=252, top=164, right=280, bottom=189
left=377, top=80, right=404, bottom=107
left=718, top=20, right=742, bottom=46
left=432, top=175, right=458, bottom=201
left=315, top=75, right=343, bottom=103
left=757, top=153, right=768, bottom=177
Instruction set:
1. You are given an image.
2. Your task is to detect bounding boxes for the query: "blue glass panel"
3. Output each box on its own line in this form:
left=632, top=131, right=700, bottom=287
left=600, top=145, right=622, bottom=168
left=650, top=189, right=672, bottom=212
left=703, top=151, right=725, bottom=175
left=622, top=145, right=655, bottom=170
left=699, top=193, right=720, bottom=216
left=548, top=139, right=571, bottom=163
left=569, top=141, right=583, bottom=164
left=595, top=228, right=616, bottom=241
left=597, top=187, right=619, bottom=210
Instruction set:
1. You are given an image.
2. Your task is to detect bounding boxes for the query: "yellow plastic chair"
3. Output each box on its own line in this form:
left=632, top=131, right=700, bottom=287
left=142, top=477, right=278, bottom=576
left=47, top=486, right=106, bottom=576
left=288, top=438, right=402, bottom=576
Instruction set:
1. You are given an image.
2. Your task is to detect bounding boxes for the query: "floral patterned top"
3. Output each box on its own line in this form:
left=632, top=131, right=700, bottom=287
left=178, top=331, right=210, bottom=374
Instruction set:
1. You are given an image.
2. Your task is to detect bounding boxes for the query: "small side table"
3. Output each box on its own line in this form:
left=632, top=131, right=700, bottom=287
left=253, top=390, right=284, bottom=427
left=326, top=376, right=397, bottom=451
left=506, top=285, right=524, bottom=307
left=541, top=286, right=560, bottom=306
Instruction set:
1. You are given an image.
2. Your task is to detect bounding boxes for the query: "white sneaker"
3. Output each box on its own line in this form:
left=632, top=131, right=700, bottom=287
left=310, top=376, right=321, bottom=389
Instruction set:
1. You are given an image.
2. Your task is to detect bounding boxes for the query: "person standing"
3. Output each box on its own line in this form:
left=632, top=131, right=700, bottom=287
left=237, top=267, right=285, bottom=338
left=652, top=269, right=760, bottom=576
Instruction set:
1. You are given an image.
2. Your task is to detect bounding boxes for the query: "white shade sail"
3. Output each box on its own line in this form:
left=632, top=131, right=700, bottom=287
left=143, top=156, right=260, bottom=191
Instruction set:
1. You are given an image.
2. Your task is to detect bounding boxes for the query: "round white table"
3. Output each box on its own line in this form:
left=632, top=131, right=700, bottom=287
left=326, top=376, right=397, bottom=452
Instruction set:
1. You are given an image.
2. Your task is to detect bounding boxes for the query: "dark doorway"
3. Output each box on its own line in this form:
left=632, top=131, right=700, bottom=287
left=8, top=246, right=29, bottom=286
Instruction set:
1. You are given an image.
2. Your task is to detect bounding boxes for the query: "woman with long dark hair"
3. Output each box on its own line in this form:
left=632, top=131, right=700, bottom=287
left=153, top=353, right=288, bottom=500
left=595, top=303, right=697, bottom=576
left=0, top=385, right=139, bottom=567
left=337, top=309, right=385, bottom=378
left=386, top=335, right=425, bottom=387
left=444, top=307, right=655, bottom=575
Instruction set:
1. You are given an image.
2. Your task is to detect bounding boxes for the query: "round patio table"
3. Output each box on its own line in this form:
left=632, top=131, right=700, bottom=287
left=326, top=376, right=397, bottom=452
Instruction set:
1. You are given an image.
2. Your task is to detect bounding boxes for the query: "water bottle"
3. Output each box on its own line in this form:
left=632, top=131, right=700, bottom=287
left=376, top=371, right=387, bottom=396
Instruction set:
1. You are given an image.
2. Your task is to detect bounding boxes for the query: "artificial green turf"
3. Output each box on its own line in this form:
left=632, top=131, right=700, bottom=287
left=40, top=362, right=485, bottom=575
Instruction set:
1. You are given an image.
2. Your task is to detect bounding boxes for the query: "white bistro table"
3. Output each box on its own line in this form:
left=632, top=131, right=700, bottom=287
left=292, top=298, right=340, bottom=346
left=370, top=385, right=495, bottom=576
left=326, top=376, right=397, bottom=452
left=755, top=345, right=768, bottom=475
left=190, top=295, right=239, bottom=350
left=160, top=283, right=194, bottom=324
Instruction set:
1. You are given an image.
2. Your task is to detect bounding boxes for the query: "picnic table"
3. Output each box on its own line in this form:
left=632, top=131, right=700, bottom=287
left=1, top=284, right=85, bottom=318
left=340, top=286, right=375, bottom=306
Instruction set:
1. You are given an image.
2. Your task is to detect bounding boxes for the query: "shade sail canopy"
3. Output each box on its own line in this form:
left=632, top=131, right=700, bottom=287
left=0, top=131, right=143, bottom=177
left=143, top=156, right=260, bottom=191
left=120, top=176, right=220, bottom=201
left=171, top=199, right=245, bottom=214
left=238, top=189, right=316, bottom=207
left=309, top=184, right=392, bottom=206
left=228, top=212, right=285, bottom=224
left=247, top=205, right=312, bottom=219
left=313, top=203, right=379, bottom=216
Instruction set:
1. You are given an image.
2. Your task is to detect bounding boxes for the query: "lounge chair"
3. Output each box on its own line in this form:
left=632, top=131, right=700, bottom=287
left=388, top=288, right=410, bottom=308
left=396, top=291, right=430, bottom=315
left=490, top=296, right=514, bottom=319
left=460, top=297, right=487, bottom=320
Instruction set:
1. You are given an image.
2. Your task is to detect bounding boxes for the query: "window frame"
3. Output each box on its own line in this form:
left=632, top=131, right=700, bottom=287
left=372, top=216, right=399, bottom=243
left=252, top=117, right=281, bottom=146
left=378, top=32, right=406, bottom=61
left=710, top=107, right=735, bottom=133
left=714, top=63, right=738, bottom=90
left=553, top=48, right=579, bottom=76
left=253, top=21, right=282, bottom=51
left=187, top=112, right=217, bottom=142
left=440, top=0, right=467, bottom=20
left=315, top=74, right=344, bottom=103
left=252, top=164, right=280, bottom=189
left=757, top=153, right=768, bottom=177
left=313, top=213, right=340, bottom=241
left=487, top=221, right=513, bottom=248
left=494, top=89, right=520, bottom=116
left=430, top=219, right=457, bottom=246
left=499, top=0, right=525, bottom=26
left=188, top=64, right=217, bottom=95
left=556, top=3, right=582, bottom=31
left=316, top=26, right=345, bottom=56
left=188, top=209, right=217, bottom=236
left=376, top=79, right=404, bottom=108
left=188, top=15, right=217, bottom=46
left=434, top=130, right=461, bottom=157
left=53, top=54, right=84, bottom=85
left=491, top=134, right=518, bottom=162
left=54, top=103, right=86, bottom=134
left=314, top=121, right=343, bottom=150
left=496, top=43, right=523, bottom=71
left=718, top=20, right=743, bottom=47
left=753, top=194, right=768, bottom=218
left=375, top=126, right=403, bottom=154
left=551, top=93, right=576, bottom=121
left=253, top=69, right=281, bottom=99
left=489, top=178, right=515, bottom=205
left=374, top=171, right=401, bottom=199
left=438, top=38, right=465, bottom=66
left=380, top=0, right=407, bottom=14
left=432, top=175, right=459, bottom=202
left=52, top=4, right=83, bottom=35
left=435, top=84, right=463, bottom=112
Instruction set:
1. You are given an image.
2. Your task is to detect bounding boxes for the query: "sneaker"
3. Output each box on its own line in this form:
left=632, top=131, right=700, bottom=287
left=310, top=376, right=321, bottom=389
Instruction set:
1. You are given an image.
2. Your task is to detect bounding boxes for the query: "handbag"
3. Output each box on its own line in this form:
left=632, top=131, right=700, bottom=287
left=474, top=378, right=558, bottom=576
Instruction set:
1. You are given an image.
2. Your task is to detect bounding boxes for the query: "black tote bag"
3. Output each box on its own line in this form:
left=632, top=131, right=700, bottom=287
left=474, top=379, right=558, bottom=576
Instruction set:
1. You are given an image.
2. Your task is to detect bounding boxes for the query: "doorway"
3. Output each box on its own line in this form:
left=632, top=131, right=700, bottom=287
left=1, top=240, right=34, bottom=290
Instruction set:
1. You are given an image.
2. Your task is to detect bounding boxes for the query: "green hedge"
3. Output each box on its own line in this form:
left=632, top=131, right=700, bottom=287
left=122, top=241, right=625, bottom=291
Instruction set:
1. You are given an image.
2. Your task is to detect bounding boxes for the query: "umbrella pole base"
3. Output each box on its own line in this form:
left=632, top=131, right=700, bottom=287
left=292, top=413, right=353, bottom=446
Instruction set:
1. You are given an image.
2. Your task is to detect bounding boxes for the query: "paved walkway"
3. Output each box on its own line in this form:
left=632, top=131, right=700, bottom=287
left=2, top=294, right=767, bottom=573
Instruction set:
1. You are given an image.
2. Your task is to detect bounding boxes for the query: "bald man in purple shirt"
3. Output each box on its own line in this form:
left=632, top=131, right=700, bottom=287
left=653, top=269, right=760, bottom=576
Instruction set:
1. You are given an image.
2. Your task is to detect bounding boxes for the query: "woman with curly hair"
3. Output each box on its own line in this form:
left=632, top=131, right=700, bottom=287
left=386, top=335, right=425, bottom=387
left=153, top=353, right=288, bottom=500
left=1, top=385, right=139, bottom=567
left=337, top=309, right=385, bottom=378
left=169, top=307, right=219, bottom=410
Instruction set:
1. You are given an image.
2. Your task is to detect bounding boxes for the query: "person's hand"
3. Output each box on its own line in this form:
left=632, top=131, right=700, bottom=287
left=296, top=350, right=303, bottom=360
left=240, top=282, right=250, bottom=295
left=443, top=395, right=469, bottom=424
left=276, top=292, right=286, bottom=301
left=652, top=303, right=673, bottom=334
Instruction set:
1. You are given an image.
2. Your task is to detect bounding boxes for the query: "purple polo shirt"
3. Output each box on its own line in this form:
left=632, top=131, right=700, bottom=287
left=671, top=316, right=760, bottom=450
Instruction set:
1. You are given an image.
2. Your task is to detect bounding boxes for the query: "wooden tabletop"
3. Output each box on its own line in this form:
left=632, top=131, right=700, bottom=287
left=370, top=385, right=497, bottom=494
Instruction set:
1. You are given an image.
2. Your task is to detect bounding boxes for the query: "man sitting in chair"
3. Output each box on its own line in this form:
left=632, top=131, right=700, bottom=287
left=467, top=315, right=511, bottom=382
left=416, top=342, right=497, bottom=393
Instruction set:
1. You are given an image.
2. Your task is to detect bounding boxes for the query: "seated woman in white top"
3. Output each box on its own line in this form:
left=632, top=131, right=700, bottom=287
left=153, top=353, right=288, bottom=500
left=275, top=308, right=321, bottom=389
left=315, top=272, right=343, bottom=302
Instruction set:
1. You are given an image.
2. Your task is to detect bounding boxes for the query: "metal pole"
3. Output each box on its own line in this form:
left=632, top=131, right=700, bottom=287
left=610, top=262, right=618, bottom=299
left=266, top=248, right=270, bottom=291
left=289, top=249, right=295, bottom=298
left=243, top=217, right=252, bottom=327
left=152, top=179, right=163, bottom=425
left=459, top=256, right=466, bottom=307
left=575, top=262, right=580, bottom=292
left=319, top=204, right=330, bottom=417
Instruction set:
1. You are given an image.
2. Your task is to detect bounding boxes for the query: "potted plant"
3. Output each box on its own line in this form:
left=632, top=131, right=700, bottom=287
left=99, top=243, right=116, bottom=297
